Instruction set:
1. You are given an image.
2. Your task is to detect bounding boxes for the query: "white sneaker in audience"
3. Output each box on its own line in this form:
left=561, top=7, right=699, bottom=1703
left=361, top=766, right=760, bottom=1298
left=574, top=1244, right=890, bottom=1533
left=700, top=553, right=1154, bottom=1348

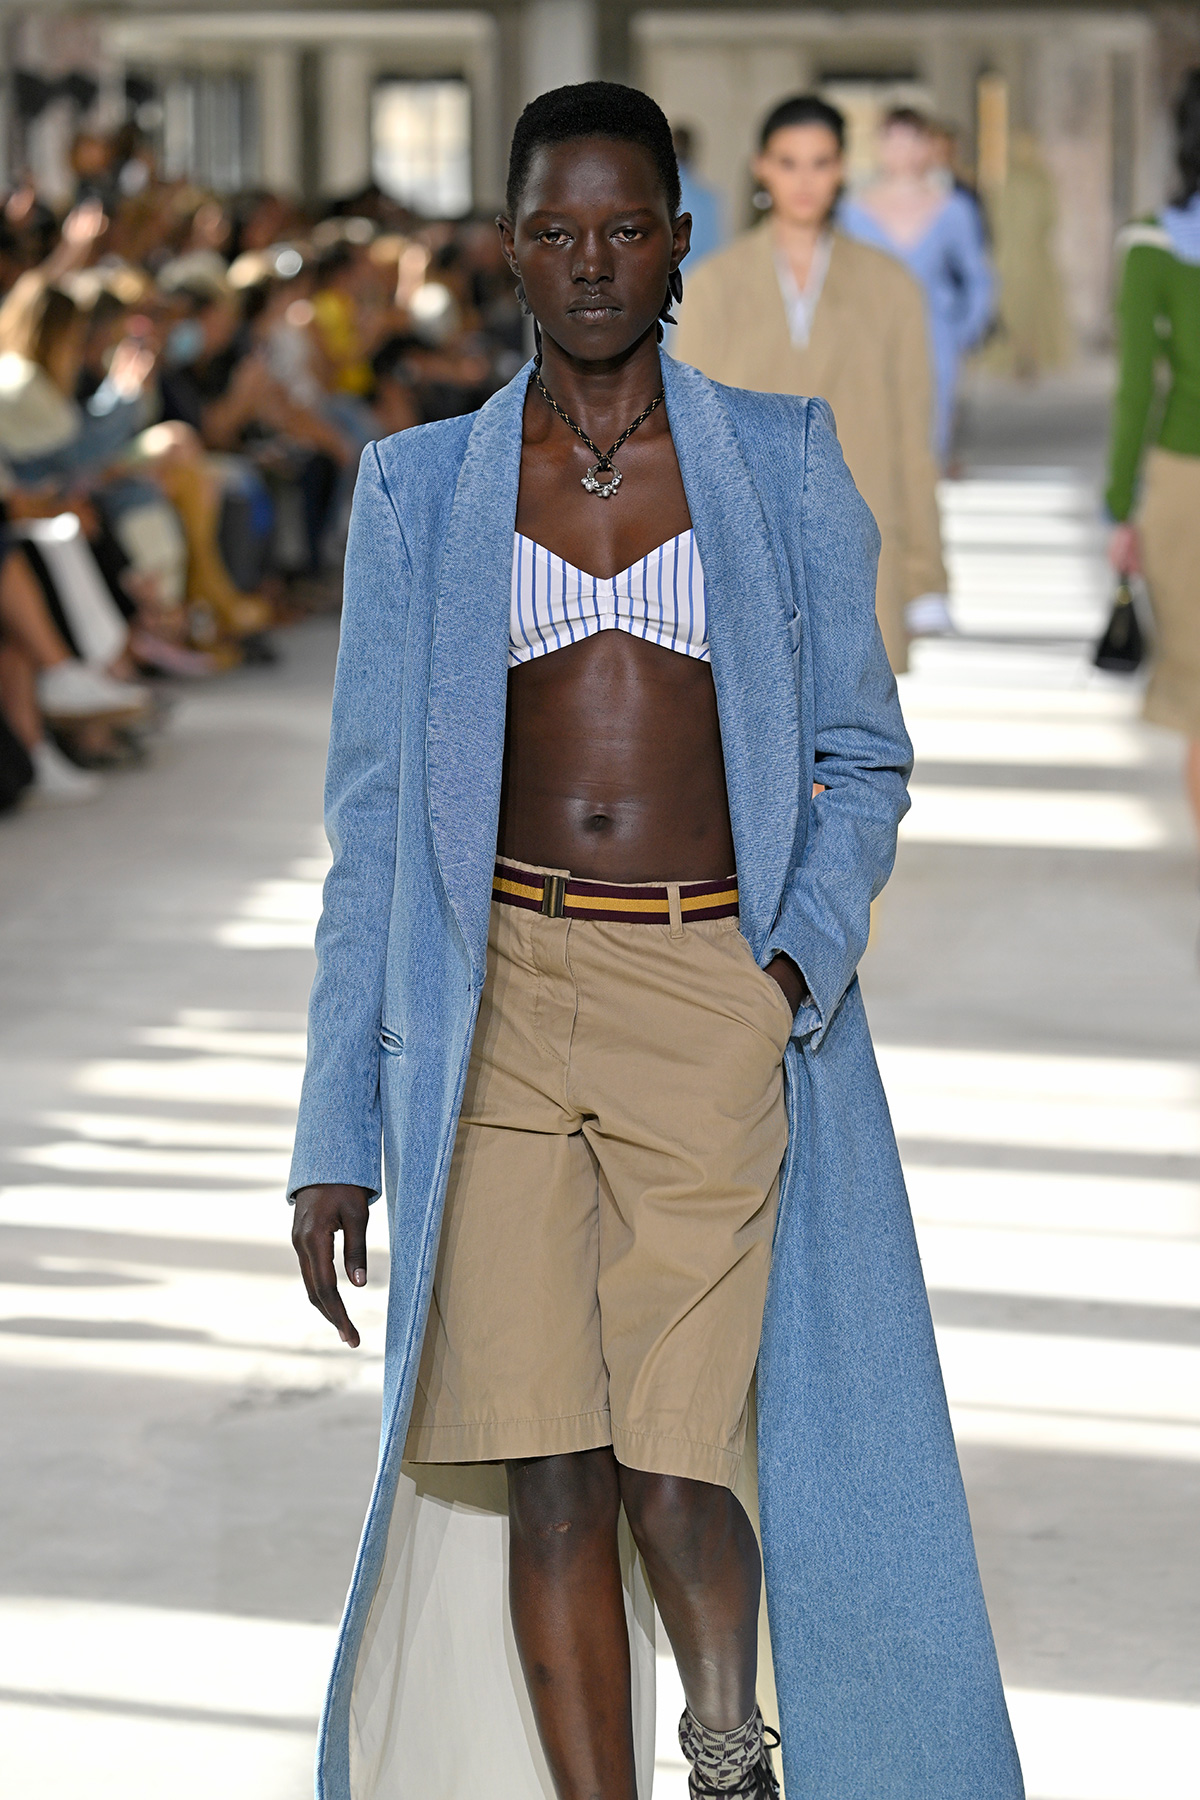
left=37, top=661, right=149, bottom=720
left=28, top=739, right=102, bottom=805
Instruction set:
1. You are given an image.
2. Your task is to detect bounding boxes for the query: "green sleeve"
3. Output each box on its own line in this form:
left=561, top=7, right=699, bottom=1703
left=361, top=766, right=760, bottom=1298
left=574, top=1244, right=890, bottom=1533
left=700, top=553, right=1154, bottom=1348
left=1106, top=246, right=1164, bottom=521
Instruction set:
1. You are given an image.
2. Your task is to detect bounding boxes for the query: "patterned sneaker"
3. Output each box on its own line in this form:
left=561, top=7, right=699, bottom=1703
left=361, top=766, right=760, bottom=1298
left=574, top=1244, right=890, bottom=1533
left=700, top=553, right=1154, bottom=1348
left=688, top=1729, right=780, bottom=1799
left=680, top=1707, right=781, bottom=1798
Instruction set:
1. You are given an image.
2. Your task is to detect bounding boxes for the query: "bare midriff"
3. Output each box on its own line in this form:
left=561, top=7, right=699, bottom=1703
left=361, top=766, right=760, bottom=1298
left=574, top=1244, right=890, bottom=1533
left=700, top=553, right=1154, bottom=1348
left=497, top=628, right=736, bottom=884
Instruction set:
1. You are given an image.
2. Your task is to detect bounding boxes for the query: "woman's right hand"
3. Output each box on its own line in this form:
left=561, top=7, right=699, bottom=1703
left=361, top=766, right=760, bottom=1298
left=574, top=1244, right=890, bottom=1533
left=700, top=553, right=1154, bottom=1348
left=291, top=1183, right=372, bottom=1347
left=1109, top=521, right=1142, bottom=577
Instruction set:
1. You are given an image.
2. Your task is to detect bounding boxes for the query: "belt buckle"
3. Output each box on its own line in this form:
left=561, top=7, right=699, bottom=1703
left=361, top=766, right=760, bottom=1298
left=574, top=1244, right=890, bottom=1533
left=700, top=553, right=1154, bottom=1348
left=540, top=873, right=567, bottom=918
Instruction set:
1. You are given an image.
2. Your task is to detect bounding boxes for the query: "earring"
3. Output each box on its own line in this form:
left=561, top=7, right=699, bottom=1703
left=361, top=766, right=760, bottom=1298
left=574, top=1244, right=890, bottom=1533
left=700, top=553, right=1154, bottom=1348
left=514, top=279, right=532, bottom=316
left=659, top=266, right=684, bottom=339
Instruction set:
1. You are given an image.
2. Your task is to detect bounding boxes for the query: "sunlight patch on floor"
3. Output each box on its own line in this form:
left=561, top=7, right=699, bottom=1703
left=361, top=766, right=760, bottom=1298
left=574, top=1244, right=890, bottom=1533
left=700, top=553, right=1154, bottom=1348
left=901, top=784, right=1183, bottom=850
left=0, top=1600, right=333, bottom=1800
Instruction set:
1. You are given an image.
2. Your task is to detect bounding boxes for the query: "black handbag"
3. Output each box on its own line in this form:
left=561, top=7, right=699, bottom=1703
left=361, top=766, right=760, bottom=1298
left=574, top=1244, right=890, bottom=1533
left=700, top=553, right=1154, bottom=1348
left=1093, top=578, right=1145, bottom=673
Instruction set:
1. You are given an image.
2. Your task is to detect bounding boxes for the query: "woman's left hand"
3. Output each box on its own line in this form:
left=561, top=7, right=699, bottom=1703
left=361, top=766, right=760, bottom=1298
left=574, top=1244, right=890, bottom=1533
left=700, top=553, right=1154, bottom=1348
left=1109, top=522, right=1142, bottom=577
left=764, top=953, right=809, bottom=1017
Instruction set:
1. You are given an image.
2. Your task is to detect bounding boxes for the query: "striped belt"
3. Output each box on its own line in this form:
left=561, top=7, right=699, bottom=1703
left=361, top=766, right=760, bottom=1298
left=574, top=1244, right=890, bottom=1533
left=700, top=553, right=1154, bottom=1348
left=492, top=858, right=738, bottom=924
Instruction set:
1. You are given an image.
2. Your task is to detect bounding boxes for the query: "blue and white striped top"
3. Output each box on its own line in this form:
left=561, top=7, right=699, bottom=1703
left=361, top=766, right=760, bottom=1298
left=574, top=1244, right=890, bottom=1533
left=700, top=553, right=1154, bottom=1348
left=510, top=529, right=708, bottom=668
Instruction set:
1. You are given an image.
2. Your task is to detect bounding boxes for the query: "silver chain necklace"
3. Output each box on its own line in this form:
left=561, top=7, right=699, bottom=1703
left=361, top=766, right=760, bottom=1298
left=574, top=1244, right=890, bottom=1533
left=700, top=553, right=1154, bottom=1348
left=532, top=366, right=665, bottom=499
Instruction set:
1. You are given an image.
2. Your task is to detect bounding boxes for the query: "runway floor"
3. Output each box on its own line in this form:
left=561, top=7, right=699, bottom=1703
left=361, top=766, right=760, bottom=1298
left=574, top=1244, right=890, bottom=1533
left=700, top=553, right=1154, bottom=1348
left=1, top=372, right=1197, bottom=1798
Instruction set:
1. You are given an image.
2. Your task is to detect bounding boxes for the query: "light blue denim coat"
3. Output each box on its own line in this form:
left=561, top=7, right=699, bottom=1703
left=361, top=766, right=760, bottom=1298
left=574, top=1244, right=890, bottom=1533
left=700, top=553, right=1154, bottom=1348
left=289, top=354, right=1024, bottom=1800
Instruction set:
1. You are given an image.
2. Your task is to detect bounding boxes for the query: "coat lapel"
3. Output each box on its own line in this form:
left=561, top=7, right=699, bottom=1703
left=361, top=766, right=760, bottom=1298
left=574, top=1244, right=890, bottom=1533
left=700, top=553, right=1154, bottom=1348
left=743, top=222, right=852, bottom=402
left=425, top=357, right=801, bottom=975
left=662, top=355, right=801, bottom=954
left=425, top=368, right=528, bottom=981
left=796, top=231, right=855, bottom=397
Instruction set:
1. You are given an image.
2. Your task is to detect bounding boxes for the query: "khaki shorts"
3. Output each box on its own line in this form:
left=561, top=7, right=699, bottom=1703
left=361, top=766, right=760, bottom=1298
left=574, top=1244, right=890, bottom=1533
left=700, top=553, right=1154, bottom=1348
left=1140, top=446, right=1200, bottom=737
left=404, top=868, right=792, bottom=1488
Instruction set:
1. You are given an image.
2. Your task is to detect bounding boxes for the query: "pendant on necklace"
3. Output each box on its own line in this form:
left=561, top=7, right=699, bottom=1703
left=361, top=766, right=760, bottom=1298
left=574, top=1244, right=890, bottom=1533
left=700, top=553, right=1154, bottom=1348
left=582, top=462, right=621, bottom=499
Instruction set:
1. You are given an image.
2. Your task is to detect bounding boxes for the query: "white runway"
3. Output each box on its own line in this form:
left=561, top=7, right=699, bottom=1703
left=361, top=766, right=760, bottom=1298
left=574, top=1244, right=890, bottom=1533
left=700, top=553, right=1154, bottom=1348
left=1, top=379, right=1197, bottom=1798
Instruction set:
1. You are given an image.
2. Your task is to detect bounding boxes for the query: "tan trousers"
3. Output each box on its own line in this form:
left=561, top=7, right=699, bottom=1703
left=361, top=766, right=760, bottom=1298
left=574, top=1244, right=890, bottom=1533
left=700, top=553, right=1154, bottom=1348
left=404, top=899, right=792, bottom=1487
left=1140, top=446, right=1200, bottom=737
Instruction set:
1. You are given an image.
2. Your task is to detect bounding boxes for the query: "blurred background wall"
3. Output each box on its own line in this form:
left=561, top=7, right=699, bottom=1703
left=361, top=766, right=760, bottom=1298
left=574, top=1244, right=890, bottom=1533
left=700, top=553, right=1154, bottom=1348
left=2, top=2, right=1198, bottom=357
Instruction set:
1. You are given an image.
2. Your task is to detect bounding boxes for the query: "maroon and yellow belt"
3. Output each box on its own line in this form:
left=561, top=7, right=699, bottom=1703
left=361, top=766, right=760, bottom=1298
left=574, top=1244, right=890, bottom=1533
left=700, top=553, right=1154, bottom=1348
left=492, top=858, right=739, bottom=924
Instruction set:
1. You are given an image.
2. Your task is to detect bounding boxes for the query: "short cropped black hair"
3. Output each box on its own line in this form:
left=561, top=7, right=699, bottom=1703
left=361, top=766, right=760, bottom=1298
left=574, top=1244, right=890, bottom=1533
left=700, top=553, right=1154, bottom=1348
left=1176, top=68, right=1200, bottom=204
left=759, top=94, right=846, bottom=152
left=506, top=81, right=681, bottom=220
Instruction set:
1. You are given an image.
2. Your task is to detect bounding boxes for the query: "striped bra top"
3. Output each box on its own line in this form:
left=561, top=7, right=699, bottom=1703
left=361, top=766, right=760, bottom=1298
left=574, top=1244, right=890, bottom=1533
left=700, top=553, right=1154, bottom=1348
left=510, top=529, right=708, bottom=668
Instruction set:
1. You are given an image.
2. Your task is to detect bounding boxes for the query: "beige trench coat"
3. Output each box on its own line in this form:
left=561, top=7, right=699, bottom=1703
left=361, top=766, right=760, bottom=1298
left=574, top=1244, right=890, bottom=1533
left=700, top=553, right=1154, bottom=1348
left=674, top=225, right=946, bottom=672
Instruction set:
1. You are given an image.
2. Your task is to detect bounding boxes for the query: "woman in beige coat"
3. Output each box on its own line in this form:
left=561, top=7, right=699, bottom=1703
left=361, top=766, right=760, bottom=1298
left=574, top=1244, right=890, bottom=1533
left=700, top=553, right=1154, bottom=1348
left=675, top=94, right=946, bottom=673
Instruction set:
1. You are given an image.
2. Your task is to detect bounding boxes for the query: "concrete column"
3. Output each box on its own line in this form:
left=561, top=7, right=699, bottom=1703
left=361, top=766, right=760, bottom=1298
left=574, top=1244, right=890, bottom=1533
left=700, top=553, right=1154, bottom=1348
left=522, top=0, right=598, bottom=106
left=258, top=47, right=301, bottom=196
left=925, top=37, right=975, bottom=145
left=319, top=46, right=372, bottom=199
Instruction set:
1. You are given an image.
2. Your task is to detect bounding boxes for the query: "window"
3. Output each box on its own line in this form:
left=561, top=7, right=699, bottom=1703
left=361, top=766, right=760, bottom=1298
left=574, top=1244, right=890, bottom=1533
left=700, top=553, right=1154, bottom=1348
left=372, top=78, right=471, bottom=218
left=819, top=77, right=933, bottom=186
left=130, top=69, right=256, bottom=193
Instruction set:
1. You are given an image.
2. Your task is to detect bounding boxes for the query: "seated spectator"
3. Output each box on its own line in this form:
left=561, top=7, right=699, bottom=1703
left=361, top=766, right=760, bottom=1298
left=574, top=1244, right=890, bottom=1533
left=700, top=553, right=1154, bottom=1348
left=311, top=242, right=379, bottom=400
left=0, top=535, right=147, bottom=801
left=0, top=123, right=534, bottom=820
left=0, top=263, right=273, bottom=659
left=165, top=272, right=357, bottom=581
left=370, top=334, right=423, bottom=438
left=0, top=272, right=150, bottom=486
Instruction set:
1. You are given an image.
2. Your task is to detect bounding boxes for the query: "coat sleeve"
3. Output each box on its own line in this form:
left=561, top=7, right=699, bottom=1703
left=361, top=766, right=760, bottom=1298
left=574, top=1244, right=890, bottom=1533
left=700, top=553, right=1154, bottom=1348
left=287, top=444, right=411, bottom=1200
left=888, top=269, right=948, bottom=602
left=764, top=400, right=913, bottom=1049
left=948, top=192, right=996, bottom=353
left=673, top=255, right=735, bottom=382
left=1105, top=243, right=1164, bottom=523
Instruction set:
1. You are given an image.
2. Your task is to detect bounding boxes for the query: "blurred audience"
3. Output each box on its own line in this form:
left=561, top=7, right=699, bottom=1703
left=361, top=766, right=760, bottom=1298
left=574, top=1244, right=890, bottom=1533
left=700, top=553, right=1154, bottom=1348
left=0, top=126, right=523, bottom=813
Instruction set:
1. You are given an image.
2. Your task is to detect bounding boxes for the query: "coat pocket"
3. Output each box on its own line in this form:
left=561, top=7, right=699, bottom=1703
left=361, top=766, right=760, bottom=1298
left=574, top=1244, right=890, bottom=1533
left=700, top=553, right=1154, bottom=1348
left=786, top=605, right=804, bottom=657
left=379, top=1026, right=404, bottom=1057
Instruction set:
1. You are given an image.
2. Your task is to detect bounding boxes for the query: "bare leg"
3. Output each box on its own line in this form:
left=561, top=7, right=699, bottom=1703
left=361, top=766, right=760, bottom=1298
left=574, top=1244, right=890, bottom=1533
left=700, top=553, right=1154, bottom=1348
left=1186, top=738, right=1200, bottom=846
left=507, top=1447, right=639, bottom=1800
left=0, top=550, right=72, bottom=669
left=152, top=455, right=271, bottom=635
left=619, top=1468, right=760, bottom=1731
left=0, top=641, right=41, bottom=747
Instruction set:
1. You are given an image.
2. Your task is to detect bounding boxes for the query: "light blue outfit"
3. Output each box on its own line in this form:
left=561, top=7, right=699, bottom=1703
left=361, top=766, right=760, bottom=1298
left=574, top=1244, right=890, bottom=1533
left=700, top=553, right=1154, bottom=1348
left=1162, top=189, right=1200, bottom=262
left=288, top=354, right=1023, bottom=1800
left=666, top=167, right=725, bottom=354
left=679, top=164, right=725, bottom=267
left=839, top=188, right=994, bottom=459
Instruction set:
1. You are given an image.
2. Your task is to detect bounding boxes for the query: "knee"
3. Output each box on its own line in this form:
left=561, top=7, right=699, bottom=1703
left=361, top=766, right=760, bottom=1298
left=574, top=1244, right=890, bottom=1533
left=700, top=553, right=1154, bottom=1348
left=138, top=420, right=193, bottom=463
left=620, top=1471, right=738, bottom=1579
left=507, top=1448, right=619, bottom=1561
